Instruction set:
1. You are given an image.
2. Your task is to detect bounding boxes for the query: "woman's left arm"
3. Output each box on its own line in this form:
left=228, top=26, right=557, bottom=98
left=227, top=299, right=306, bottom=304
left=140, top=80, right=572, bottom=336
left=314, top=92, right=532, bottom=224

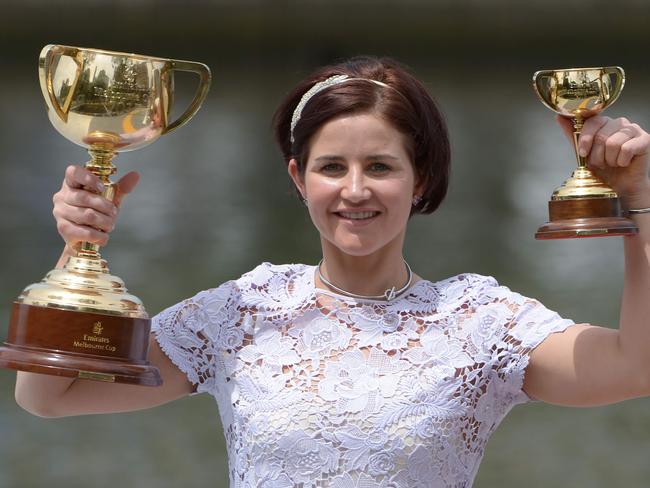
left=524, top=115, right=650, bottom=407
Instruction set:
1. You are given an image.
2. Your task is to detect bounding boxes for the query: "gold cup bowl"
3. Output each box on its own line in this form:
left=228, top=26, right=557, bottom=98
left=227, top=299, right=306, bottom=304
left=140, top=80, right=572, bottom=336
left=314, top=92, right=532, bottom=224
left=532, top=66, right=637, bottom=239
left=0, top=45, right=211, bottom=385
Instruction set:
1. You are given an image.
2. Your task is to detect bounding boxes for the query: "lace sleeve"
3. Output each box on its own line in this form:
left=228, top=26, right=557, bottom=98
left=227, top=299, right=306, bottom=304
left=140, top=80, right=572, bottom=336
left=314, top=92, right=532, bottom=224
left=150, top=280, right=241, bottom=395
left=482, top=280, right=575, bottom=406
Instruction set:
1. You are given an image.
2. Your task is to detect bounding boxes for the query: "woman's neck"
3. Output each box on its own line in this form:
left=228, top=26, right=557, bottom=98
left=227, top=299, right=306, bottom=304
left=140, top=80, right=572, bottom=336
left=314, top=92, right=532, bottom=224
left=317, top=239, right=416, bottom=297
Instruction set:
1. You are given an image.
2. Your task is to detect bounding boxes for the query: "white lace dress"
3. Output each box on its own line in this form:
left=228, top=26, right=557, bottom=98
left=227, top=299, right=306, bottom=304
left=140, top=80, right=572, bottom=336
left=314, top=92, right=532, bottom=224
left=151, top=262, right=574, bottom=487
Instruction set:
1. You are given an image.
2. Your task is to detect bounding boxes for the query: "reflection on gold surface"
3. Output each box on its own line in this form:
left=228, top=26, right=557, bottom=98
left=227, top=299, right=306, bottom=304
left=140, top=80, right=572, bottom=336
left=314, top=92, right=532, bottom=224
left=533, top=67, right=624, bottom=200
left=40, top=44, right=211, bottom=152
left=77, top=371, right=116, bottom=382
left=18, top=256, right=148, bottom=317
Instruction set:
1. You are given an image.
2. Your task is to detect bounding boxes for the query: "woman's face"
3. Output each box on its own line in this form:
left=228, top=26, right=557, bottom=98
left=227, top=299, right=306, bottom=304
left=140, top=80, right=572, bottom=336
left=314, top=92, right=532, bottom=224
left=288, top=112, right=420, bottom=257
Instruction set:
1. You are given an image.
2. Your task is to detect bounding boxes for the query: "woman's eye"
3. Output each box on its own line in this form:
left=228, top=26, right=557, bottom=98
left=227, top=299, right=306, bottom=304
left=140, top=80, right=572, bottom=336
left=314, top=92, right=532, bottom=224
left=369, top=162, right=390, bottom=172
left=321, top=163, right=344, bottom=172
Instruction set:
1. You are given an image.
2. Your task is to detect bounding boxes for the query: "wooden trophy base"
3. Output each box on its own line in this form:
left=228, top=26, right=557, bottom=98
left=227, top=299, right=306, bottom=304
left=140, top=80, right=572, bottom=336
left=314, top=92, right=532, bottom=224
left=536, top=197, right=638, bottom=239
left=0, top=302, right=162, bottom=386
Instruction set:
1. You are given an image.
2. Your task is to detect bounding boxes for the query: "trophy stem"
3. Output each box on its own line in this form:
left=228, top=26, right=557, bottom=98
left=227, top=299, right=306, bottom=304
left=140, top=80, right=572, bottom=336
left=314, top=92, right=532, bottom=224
left=78, top=144, right=117, bottom=260
left=572, top=116, right=588, bottom=169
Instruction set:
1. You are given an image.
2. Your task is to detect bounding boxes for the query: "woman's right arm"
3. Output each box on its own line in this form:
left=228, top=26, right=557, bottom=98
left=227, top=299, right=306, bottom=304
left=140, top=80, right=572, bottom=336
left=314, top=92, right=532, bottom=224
left=15, top=165, right=193, bottom=418
left=15, top=338, right=193, bottom=417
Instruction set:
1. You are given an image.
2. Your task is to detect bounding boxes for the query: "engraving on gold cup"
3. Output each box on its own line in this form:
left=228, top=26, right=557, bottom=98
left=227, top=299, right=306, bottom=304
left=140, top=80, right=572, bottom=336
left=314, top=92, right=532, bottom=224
left=532, top=66, right=638, bottom=239
left=0, top=45, right=211, bottom=385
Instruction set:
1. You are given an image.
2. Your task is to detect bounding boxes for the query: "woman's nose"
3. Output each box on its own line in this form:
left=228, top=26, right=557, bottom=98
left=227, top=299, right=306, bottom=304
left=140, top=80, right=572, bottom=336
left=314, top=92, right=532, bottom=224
left=340, top=167, right=371, bottom=202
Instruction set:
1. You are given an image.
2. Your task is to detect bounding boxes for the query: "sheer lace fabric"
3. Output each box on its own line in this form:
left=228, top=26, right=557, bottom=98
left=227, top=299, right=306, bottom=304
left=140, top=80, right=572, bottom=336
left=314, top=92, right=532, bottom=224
left=152, top=262, right=574, bottom=487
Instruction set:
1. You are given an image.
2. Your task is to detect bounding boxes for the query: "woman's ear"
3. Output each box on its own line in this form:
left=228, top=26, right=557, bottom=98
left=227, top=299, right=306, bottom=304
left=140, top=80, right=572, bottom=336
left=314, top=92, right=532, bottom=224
left=413, top=172, right=425, bottom=199
left=288, top=158, right=306, bottom=199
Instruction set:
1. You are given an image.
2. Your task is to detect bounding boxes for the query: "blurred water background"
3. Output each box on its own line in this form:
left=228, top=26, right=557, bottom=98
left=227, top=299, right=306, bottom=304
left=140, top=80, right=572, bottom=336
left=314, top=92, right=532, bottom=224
left=1, top=1, right=650, bottom=486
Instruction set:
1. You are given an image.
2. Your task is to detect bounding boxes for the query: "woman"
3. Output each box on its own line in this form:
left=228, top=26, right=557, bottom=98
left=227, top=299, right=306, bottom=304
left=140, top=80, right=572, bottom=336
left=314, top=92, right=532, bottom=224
left=14, top=56, right=650, bottom=487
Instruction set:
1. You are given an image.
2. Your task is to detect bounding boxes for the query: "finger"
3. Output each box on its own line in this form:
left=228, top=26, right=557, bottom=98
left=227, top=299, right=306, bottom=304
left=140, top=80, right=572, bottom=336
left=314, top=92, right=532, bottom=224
left=55, top=203, right=115, bottom=233
left=114, top=171, right=140, bottom=208
left=64, top=165, right=104, bottom=192
left=617, top=135, right=650, bottom=167
left=63, top=188, right=118, bottom=217
left=588, top=118, right=625, bottom=168
left=578, top=116, right=609, bottom=159
left=56, top=219, right=110, bottom=247
left=604, top=130, right=635, bottom=167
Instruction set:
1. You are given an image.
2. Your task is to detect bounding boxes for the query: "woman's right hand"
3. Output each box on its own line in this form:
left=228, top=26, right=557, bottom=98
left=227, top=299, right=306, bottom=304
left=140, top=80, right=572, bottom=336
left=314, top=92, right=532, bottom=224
left=52, top=165, right=140, bottom=249
left=19, top=165, right=194, bottom=418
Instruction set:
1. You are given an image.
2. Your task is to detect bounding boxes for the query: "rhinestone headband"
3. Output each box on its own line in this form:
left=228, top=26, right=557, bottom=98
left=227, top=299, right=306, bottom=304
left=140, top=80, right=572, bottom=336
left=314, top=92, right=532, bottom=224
left=289, top=74, right=392, bottom=144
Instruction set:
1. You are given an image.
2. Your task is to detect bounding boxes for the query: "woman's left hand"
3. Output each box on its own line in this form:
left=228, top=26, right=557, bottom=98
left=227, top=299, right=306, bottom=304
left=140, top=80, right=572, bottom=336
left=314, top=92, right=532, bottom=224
left=556, top=115, right=650, bottom=207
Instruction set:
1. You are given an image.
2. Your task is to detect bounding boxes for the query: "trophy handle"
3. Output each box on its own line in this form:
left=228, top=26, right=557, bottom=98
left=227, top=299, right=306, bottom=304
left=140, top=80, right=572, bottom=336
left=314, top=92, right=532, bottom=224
left=601, top=66, right=626, bottom=108
left=162, top=60, right=211, bottom=134
left=532, top=70, right=559, bottom=114
left=39, top=45, right=83, bottom=123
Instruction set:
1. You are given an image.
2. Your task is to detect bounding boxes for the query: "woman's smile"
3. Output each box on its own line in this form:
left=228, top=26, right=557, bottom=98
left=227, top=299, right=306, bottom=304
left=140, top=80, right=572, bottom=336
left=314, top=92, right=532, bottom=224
left=335, top=212, right=379, bottom=227
left=334, top=209, right=381, bottom=226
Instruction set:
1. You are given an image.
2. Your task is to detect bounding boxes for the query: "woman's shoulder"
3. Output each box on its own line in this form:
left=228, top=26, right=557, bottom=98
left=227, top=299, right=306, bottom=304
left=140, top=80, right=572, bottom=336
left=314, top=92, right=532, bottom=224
left=195, top=262, right=311, bottom=291
left=428, top=272, right=499, bottom=290
left=235, top=261, right=312, bottom=286
left=227, top=262, right=314, bottom=309
left=401, top=271, right=530, bottom=317
left=418, top=272, right=500, bottom=302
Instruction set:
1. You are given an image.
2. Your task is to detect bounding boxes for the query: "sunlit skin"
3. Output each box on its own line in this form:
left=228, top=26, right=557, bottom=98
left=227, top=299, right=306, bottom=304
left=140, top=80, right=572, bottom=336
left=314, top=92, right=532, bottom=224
left=288, top=112, right=424, bottom=296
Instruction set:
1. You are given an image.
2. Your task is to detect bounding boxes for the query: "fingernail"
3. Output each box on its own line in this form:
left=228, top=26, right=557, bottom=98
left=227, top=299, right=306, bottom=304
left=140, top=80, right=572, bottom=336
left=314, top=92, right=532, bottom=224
left=96, top=183, right=105, bottom=192
left=579, top=147, right=587, bottom=157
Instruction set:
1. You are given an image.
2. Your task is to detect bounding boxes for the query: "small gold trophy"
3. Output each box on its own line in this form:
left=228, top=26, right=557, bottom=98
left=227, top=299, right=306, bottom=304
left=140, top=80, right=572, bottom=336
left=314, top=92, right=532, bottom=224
left=532, top=66, right=638, bottom=239
left=0, top=45, right=211, bottom=385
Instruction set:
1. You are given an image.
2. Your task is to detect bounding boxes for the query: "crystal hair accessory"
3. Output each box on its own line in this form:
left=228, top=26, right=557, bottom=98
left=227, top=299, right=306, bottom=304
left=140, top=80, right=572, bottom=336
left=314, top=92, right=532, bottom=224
left=290, top=74, right=393, bottom=144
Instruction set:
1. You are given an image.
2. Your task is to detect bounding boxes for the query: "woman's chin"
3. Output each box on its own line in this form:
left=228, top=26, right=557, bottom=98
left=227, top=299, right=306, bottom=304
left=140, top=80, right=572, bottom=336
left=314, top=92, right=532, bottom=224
left=325, top=239, right=384, bottom=257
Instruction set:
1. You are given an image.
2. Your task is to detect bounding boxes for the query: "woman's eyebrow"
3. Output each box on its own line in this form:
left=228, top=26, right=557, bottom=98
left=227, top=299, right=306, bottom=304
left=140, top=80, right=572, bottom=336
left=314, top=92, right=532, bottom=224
left=314, top=155, right=345, bottom=163
left=366, top=154, right=399, bottom=160
left=314, top=154, right=399, bottom=163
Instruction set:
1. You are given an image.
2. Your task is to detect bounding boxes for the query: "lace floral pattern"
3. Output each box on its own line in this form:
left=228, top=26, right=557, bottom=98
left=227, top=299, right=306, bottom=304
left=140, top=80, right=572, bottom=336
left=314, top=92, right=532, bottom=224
left=152, top=262, right=574, bottom=487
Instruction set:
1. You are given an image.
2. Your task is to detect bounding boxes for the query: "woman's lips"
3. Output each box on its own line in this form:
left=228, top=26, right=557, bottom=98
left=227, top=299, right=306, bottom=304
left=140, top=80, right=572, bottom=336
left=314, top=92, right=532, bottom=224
left=334, top=211, right=380, bottom=226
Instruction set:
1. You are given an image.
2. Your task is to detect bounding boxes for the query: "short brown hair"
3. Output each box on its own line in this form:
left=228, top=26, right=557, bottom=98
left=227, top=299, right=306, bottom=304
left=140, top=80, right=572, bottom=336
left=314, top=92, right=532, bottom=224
left=272, top=56, right=450, bottom=215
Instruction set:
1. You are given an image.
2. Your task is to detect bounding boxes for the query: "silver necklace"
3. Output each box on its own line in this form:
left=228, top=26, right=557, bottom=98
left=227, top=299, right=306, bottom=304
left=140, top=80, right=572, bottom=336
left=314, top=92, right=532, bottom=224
left=317, top=258, right=413, bottom=301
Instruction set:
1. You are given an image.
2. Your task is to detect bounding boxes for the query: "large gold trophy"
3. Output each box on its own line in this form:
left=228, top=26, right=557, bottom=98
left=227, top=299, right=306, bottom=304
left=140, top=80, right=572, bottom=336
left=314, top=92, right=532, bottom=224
left=533, top=66, right=637, bottom=239
left=0, top=45, right=211, bottom=385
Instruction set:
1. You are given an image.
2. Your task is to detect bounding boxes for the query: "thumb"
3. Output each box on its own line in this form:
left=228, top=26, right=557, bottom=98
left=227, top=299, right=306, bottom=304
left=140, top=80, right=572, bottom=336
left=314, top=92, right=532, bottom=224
left=555, top=114, right=575, bottom=143
left=114, top=171, right=140, bottom=208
